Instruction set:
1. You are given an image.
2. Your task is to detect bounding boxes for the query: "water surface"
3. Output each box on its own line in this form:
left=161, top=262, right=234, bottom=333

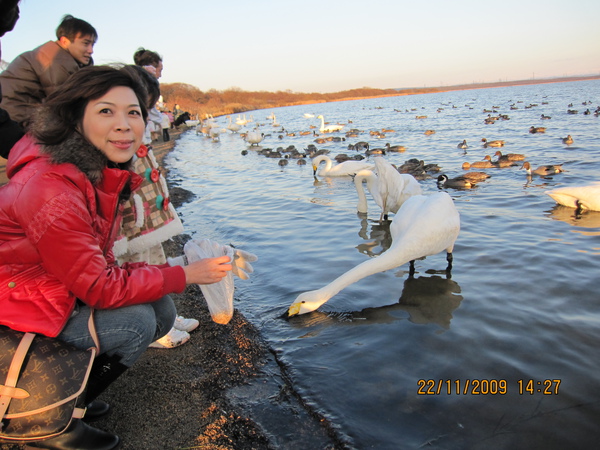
left=166, top=80, right=600, bottom=449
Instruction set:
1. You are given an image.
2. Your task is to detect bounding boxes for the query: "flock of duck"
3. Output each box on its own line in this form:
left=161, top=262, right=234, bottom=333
left=190, top=99, right=599, bottom=315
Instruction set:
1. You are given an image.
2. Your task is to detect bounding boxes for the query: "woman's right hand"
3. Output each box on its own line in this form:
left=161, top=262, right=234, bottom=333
left=182, top=256, right=232, bottom=285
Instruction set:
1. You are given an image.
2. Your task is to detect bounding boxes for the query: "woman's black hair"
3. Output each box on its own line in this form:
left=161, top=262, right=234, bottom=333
left=31, top=65, right=149, bottom=146
left=133, top=48, right=162, bottom=68
left=127, top=65, right=160, bottom=108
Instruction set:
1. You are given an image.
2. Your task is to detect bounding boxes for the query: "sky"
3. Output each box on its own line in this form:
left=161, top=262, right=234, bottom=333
left=1, top=0, right=599, bottom=94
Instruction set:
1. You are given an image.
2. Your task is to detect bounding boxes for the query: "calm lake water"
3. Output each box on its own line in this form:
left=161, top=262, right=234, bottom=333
left=165, top=80, right=600, bottom=449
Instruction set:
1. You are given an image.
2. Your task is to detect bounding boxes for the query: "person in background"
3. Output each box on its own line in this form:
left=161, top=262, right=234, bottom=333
left=161, top=109, right=170, bottom=141
left=0, top=65, right=233, bottom=449
left=173, top=103, right=182, bottom=119
left=133, top=48, right=162, bottom=141
left=0, top=14, right=96, bottom=134
left=166, top=109, right=174, bottom=129
left=114, top=57, right=198, bottom=349
left=0, top=0, right=24, bottom=159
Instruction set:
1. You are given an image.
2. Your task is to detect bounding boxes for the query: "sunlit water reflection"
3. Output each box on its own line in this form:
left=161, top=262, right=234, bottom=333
left=166, top=80, right=600, bottom=449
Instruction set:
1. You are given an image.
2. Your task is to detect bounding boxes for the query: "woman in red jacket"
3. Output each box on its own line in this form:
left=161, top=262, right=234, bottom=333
left=0, top=65, right=232, bottom=450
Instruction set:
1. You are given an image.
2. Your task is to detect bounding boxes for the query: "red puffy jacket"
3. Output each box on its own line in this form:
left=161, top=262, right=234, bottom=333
left=0, top=135, right=186, bottom=336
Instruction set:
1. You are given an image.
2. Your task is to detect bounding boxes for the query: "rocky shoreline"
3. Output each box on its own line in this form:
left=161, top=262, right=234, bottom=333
left=1, top=128, right=343, bottom=450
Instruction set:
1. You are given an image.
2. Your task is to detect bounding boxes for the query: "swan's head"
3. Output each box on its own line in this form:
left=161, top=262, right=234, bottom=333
left=288, top=290, right=329, bottom=316
left=311, top=155, right=328, bottom=174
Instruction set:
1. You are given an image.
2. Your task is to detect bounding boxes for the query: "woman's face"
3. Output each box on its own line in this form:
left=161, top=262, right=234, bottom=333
left=81, top=86, right=145, bottom=163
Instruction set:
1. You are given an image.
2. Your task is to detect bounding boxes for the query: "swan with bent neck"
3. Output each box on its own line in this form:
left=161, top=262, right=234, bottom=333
left=312, top=154, right=374, bottom=177
left=288, top=192, right=460, bottom=316
left=353, top=157, right=422, bottom=220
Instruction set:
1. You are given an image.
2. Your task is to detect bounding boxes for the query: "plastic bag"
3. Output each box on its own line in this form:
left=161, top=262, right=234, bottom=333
left=184, top=239, right=234, bottom=324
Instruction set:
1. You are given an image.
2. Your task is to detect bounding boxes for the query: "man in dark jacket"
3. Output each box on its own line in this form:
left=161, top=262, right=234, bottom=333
left=0, top=14, right=97, bottom=139
left=0, top=0, right=22, bottom=159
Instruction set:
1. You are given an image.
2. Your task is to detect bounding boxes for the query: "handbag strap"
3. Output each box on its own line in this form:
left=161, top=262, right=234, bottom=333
left=88, top=308, right=100, bottom=353
left=0, top=332, right=35, bottom=427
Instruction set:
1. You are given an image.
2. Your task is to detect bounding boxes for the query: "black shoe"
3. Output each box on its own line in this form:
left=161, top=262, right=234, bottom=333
left=83, top=400, right=111, bottom=422
left=24, top=419, right=120, bottom=450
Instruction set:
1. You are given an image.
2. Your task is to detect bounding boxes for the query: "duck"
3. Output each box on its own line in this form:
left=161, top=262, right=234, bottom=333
left=288, top=192, right=461, bottom=316
left=385, top=143, right=406, bottom=152
left=545, top=182, right=600, bottom=212
left=462, top=155, right=494, bottom=169
left=541, top=114, right=552, bottom=120
left=317, top=115, right=345, bottom=133
left=436, top=174, right=475, bottom=189
left=365, top=148, right=385, bottom=156
left=493, top=159, right=518, bottom=168
left=457, top=140, right=468, bottom=150
left=494, top=150, right=525, bottom=161
left=529, top=126, right=546, bottom=134
left=424, top=130, right=436, bottom=135
left=458, top=171, right=491, bottom=182
left=481, top=138, right=504, bottom=148
left=312, top=154, right=374, bottom=177
left=562, top=135, right=574, bottom=145
left=521, top=161, right=564, bottom=176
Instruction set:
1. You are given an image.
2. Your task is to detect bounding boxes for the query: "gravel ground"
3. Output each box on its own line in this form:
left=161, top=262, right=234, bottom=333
left=1, top=129, right=344, bottom=450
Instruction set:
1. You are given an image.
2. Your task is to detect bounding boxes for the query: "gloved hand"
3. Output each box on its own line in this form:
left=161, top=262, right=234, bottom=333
left=227, top=247, right=258, bottom=280
left=168, top=240, right=257, bottom=281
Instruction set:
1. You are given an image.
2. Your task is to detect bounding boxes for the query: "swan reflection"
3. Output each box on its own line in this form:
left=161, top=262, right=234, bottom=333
left=288, top=274, right=463, bottom=333
left=356, top=216, right=393, bottom=256
left=546, top=205, right=600, bottom=229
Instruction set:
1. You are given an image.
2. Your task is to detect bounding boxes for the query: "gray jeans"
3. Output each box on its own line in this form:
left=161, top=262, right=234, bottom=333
left=57, top=295, right=176, bottom=366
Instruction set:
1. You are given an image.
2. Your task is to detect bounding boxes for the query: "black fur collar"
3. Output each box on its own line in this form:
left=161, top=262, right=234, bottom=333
left=42, top=131, right=110, bottom=185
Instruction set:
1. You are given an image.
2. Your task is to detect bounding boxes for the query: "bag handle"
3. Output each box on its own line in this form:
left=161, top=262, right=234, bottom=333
left=88, top=308, right=100, bottom=353
left=0, top=332, right=35, bottom=427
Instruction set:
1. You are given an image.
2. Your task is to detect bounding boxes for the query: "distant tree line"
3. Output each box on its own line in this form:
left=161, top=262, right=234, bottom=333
left=159, top=84, right=403, bottom=119
left=160, top=74, right=600, bottom=120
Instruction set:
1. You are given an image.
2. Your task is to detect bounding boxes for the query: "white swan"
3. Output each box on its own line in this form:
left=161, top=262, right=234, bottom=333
left=226, top=116, right=242, bottom=133
left=288, top=192, right=461, bottom=316
left=317, top=115, right=345, bottom=133
left=236, top=114, right=249, bottom=126
left=545, top=182, right=600, bottom=212
left=353, top=159, right=422, bottom=220
left=245, top=130, right=264, bottom=146
left=312, top=155, right=374, bottom=177
left=209, top=126, right=221, bottom=141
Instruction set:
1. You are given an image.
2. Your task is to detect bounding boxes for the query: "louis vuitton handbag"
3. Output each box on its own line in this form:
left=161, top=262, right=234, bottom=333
left=0, top=311, right=99, bottom=443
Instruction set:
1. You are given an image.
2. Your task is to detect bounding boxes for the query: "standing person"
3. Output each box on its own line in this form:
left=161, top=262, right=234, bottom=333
left=0, top=65, right=233, bottom=449
left=133, top=48, right=163, bottom=141
left=0, top=0, right=24, bottom=159
left=0, top=14, right=96, bottom=133
left=161, top=109, right=170, bottom=141
left=113, top=60, right=198, bottom=349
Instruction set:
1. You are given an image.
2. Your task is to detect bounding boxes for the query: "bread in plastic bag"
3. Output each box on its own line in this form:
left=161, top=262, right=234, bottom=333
left=184, top=239, right=234, bottom=324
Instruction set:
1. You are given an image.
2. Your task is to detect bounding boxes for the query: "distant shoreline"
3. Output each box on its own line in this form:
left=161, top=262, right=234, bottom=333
left=326, top=75, right=600, bottom=104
